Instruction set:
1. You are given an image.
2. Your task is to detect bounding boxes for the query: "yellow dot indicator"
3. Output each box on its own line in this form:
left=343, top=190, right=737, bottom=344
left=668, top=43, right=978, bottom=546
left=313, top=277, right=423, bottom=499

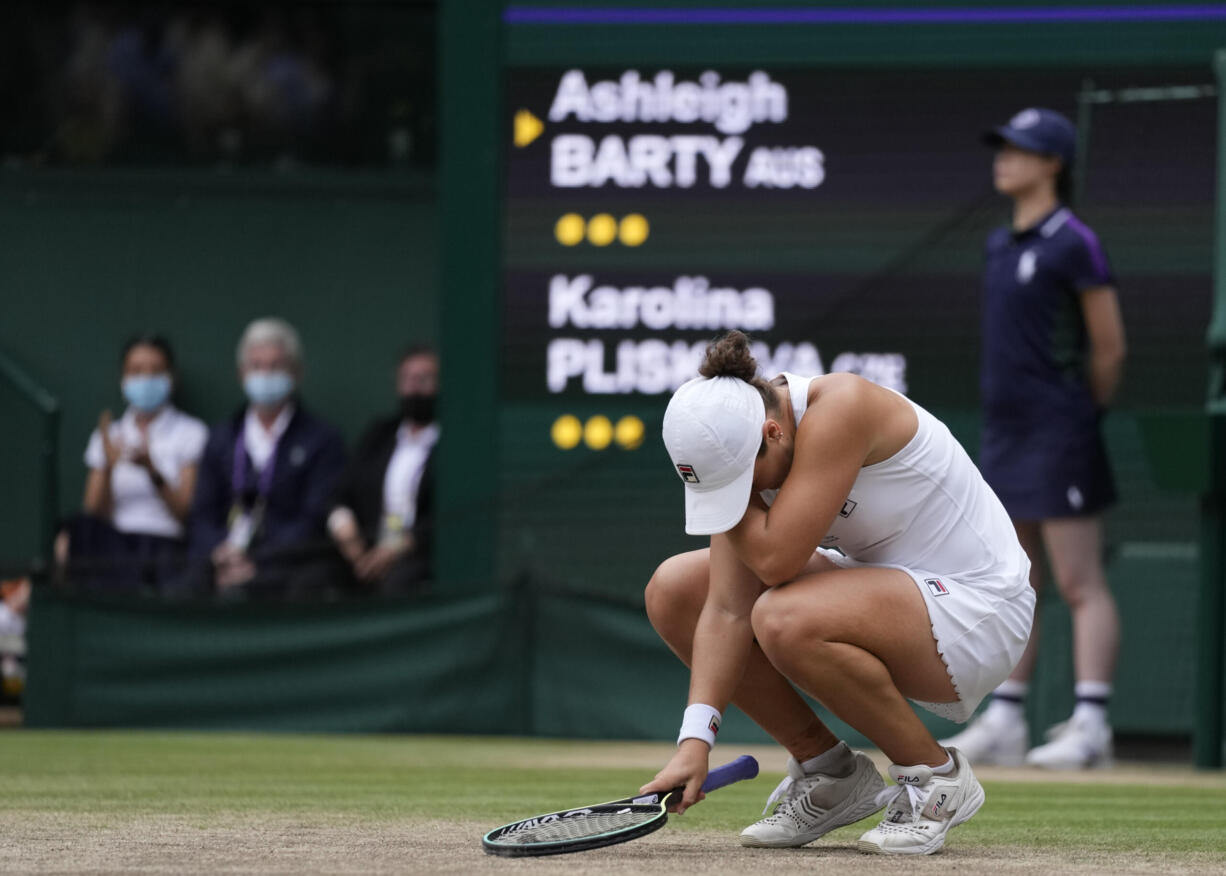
left=587, top=213, right=617, bottom=246
left=584, top=415, right=614, bottom=450
left=614, top=415, right=645, bottom=450
left=555, top=213, right=586, bottom=247
left=551, top=414, right=583, bottom=450
left=618, top=214, right=649, bottom=247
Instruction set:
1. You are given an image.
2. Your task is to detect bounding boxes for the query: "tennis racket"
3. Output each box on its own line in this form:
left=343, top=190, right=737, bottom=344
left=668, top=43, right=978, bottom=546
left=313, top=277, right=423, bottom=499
left=481, top=754, right=759, bottom=857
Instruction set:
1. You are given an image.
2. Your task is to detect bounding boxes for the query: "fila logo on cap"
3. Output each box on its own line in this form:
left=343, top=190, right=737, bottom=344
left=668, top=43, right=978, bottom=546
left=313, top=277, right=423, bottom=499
left=676, top=463, right=700, bottom=484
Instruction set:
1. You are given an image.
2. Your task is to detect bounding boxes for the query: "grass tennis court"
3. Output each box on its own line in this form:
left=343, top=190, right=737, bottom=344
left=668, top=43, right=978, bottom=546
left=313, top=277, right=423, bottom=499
left=2, top=732, right=1225, bottom=873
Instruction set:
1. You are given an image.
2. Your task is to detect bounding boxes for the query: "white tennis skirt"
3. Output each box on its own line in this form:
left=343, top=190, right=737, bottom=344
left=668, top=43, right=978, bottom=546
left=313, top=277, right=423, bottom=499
left=816, top=547, right=1035, bottom=723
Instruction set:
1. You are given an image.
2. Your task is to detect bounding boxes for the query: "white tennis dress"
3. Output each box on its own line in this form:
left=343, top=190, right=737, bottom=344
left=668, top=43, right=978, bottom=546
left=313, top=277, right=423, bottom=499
left=760, top=373, right=1035, bottom=722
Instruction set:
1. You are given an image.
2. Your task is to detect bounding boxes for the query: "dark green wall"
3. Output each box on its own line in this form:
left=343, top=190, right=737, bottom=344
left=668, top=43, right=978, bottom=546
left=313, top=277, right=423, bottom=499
left=22, top=579, right=1200, bottom=743
left=0, top=169, right=438, bottom=569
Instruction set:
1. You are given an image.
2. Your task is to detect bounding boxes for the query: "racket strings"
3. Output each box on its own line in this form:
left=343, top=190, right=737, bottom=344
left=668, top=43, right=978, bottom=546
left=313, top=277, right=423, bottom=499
left=493, top=807, right=658, bottom=845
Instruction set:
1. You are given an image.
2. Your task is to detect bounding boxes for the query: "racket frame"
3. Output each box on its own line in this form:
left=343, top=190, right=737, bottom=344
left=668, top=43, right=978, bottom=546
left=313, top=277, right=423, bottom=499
left=481, top=754, right=758, bottom=857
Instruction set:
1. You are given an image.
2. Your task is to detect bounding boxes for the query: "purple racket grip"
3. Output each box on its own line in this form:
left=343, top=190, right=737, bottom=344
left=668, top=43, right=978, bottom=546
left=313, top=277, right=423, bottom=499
left=701, top=755, right=759, bottom=792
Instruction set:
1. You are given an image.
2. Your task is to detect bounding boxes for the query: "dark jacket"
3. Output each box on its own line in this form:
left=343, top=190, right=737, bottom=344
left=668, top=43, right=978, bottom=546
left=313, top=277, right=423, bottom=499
left=188, top=404, right=346, bottom=560
left=330, top=416, right=435, bottom=562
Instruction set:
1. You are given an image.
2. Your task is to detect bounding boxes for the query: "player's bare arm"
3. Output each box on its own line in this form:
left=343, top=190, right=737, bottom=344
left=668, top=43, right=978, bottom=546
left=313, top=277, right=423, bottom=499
left=642, top=532, right=762, bottom=812
left=727, top=377, right=904, bottom=586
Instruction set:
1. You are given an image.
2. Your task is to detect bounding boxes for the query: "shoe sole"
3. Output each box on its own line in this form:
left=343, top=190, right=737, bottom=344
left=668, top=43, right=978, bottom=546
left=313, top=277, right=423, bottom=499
left=857, top=780, right=986, bottom=856
left=740, top=794, right=885, bottom=848
left=740, top=766, right=887, bottom=849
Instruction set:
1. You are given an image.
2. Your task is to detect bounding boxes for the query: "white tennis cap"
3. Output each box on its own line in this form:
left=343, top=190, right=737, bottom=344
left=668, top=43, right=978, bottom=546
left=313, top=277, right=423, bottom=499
left=662, top=376, right=766, bottom=535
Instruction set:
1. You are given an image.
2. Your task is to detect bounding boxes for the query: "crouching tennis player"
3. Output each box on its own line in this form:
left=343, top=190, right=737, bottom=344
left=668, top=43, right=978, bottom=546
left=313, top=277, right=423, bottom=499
left=640, top=331, right=1034, bottom=855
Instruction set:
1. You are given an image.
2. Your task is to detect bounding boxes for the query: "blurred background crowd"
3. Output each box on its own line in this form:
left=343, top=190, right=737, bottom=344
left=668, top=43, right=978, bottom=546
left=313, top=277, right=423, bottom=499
left=58, top=319, right=440, bottom=601
left=0, top=1, right=435, bottom=168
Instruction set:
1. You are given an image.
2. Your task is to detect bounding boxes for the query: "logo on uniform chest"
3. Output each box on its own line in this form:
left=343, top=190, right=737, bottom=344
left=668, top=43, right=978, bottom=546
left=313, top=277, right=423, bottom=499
left=1016, top=249, right=1038, bottom=284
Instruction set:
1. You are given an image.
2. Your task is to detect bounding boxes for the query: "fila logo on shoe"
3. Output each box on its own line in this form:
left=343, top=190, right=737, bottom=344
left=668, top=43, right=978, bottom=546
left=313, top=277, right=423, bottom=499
left=896, top=774, right=921, bottom=784
left=931, top=792, right=949, bottom=817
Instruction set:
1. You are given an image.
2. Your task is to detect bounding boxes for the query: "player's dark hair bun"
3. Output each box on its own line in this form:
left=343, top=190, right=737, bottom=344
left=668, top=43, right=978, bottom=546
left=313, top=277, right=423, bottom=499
left=699, top=331, right=759, bottom=381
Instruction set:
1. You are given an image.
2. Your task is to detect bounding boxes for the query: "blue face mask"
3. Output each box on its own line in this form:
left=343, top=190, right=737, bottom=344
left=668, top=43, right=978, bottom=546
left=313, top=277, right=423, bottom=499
left=122, top=374, right=171, bottom=412
left=243, top=370, right=295, bottom=408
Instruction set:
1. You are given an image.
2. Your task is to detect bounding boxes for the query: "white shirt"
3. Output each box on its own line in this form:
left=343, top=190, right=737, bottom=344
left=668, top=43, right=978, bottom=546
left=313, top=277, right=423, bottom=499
left=242, top=404, right=295, bottom=473
left=84, top=405, right=209, bottom=538
left=382, top=422, right=439, bottom=530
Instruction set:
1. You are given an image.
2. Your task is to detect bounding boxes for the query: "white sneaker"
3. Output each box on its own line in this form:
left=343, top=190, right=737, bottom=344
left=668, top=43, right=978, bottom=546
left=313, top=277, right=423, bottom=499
left=739, top=746, right=887, bottom=848
left=1025, top=716, right=1114, bottom=769
left=857, top=747, right=985, bottom=856
left=938, top=708, right=1027, bottom=766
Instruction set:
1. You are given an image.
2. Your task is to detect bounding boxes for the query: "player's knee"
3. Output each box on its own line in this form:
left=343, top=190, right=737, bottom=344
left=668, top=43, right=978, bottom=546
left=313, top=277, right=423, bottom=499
left=645, top=555, right=697, bottom=626
left=751, top=589, right=805, bottom=656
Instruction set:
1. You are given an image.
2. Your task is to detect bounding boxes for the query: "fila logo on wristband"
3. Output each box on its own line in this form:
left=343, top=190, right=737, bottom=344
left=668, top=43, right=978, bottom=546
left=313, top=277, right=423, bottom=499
left=678, top=703, right=722, bottom=747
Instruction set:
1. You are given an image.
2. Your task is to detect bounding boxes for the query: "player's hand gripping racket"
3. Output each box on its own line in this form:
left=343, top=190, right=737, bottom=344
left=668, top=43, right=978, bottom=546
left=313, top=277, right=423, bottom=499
left=481, top=754, right=759, bottom=857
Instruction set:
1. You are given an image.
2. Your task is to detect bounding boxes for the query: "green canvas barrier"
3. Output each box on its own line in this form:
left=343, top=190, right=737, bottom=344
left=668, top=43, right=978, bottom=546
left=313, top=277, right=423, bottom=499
left=24, top=587, right=519, bottom=734
left=24, top=571, right=1202, bottom=746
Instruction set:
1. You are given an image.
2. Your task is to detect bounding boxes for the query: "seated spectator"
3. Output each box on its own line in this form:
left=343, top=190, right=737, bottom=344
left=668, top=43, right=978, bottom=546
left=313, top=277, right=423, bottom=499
left=60, top=335, right=207, bottom=594
left=0, top=576, right=30, bottom=703
left=187, top=317, right=346, bottom=598
left=328, top=345, right=438, bottom=596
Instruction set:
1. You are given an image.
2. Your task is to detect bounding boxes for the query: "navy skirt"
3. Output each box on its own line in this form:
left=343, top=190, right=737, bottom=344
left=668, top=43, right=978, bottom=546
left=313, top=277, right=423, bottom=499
left=980, top=414, right=1117, bottom=520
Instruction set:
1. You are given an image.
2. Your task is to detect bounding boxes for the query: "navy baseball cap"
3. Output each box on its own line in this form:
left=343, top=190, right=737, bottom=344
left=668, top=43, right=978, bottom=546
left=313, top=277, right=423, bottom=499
left=982, top=107, right=1077, bottom=167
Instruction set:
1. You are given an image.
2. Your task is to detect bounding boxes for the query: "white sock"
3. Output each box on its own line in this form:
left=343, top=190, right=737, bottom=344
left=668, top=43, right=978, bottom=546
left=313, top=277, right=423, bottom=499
left=800, top=741, right=853, bottom=775
left=931, top=752, right=955, bottom=776
left=1073, top=680, right=1111, bottom=726
left=984, top=679, right=1028, bottom=723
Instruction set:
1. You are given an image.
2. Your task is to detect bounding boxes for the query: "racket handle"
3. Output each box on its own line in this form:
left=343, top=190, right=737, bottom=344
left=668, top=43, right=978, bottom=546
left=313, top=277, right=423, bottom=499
left=701, top=754, right=759, bottom=792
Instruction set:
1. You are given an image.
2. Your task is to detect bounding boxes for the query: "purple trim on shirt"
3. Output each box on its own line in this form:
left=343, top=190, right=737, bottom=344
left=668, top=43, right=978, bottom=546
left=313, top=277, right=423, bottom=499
left=504, top=5, right=1226, bottom=26
left=1063, top=214, right=1111, bottom=284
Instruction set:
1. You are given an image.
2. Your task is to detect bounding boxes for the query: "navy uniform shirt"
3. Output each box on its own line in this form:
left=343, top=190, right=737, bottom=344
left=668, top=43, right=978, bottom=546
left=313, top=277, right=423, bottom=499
left=981, top=206, right=1115, bottom=428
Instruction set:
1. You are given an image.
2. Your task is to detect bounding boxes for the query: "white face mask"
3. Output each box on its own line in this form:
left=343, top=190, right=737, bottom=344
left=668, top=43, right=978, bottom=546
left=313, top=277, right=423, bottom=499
left=243, top=370, right=295, bottom=407
left=122, top=374, right=171, bottom=412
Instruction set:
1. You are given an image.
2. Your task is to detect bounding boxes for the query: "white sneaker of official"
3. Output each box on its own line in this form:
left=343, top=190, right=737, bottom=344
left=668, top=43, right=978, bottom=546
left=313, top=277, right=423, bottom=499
left=857, top=747, right=985, bottom=856
left=1025, top=715, right=1115, bottom=769
left=938, top=708, right=1028, bottom=766
left=739, top=749, right=886, bottom=848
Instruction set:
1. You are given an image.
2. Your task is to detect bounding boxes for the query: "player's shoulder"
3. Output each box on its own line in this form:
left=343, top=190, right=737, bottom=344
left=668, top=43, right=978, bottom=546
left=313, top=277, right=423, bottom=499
left=807, top=372, right=876, bottom=414
left=1045, top=209, right=1104, bottom=253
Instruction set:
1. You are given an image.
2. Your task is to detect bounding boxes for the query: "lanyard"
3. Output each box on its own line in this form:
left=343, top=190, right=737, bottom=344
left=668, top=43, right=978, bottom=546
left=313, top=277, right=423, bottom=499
left=231, top=428, right=281, bottom=507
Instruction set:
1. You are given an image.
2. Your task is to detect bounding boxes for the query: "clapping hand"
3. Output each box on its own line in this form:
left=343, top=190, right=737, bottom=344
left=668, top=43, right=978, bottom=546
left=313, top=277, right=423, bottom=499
left=97, top=410, right=122, bottom=468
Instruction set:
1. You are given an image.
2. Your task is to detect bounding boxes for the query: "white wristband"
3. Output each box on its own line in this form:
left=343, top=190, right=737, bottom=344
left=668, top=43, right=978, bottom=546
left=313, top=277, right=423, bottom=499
left=677, top=703, right=722, bottom=748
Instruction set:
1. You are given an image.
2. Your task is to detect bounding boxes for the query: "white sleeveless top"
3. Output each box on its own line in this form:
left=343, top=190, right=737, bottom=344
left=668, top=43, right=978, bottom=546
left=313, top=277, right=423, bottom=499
left=761, top=373, right=1029, bottom=597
